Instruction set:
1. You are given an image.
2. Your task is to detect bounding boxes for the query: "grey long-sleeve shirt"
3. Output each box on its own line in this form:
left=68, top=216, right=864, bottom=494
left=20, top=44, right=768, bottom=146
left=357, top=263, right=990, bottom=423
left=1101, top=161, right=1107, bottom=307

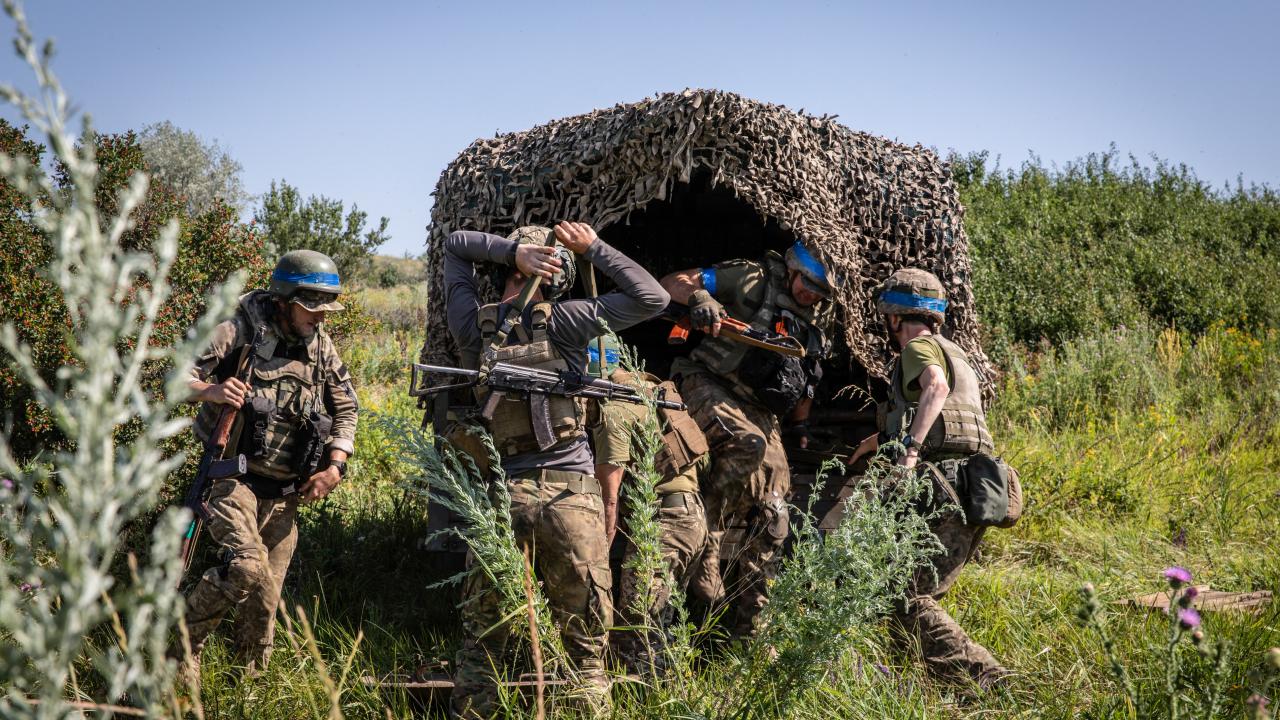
left=443, top=230, right=669, bottom=476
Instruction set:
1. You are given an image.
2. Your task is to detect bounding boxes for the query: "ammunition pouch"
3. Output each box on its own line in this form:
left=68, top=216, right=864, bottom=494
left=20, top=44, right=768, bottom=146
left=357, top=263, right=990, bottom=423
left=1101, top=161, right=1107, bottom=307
left=653, top=381, right=709, bottom=478
left=242, top=397, right=277, bottom=459
left=292, top=410, right=334, bottom=480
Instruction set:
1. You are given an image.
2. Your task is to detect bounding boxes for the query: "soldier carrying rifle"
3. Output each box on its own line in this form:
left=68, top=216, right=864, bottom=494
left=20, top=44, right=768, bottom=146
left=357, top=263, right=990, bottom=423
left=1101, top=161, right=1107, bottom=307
left=179, top=250, right=359, bottom=684
left=440, top=223, right=667, bottom=717
left=659, top=242, right=836, bottom=637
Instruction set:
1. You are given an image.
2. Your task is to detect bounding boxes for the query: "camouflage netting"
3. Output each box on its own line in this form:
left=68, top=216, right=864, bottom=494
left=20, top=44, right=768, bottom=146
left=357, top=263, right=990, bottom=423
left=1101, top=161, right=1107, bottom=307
left=421, top=89, right=992, bottom=388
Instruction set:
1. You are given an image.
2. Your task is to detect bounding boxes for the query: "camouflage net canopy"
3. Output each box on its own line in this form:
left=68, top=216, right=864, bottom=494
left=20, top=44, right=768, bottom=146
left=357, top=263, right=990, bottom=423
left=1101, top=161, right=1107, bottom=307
left=422, top=89, right=992, bottom=390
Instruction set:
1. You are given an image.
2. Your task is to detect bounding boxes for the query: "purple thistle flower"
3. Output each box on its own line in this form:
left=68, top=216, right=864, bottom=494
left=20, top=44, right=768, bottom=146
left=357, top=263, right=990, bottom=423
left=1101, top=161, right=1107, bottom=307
left=19, top=582, right=32, bottom=593
left=1, top=478, right=12, bottom=490
left=1163, top=566, right=1193, bottom=587
left=1177, top=608, right=1202, bottom=630
left=1183, top=585, right=1199, bottom=600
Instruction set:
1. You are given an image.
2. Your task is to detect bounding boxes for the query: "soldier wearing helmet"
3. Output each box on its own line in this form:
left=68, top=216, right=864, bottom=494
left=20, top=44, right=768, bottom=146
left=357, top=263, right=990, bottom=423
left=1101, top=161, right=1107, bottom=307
left=658, top=240, right=836, bottom=637
left=849, top=267, right=1010, bottom=691
left=442, top=222, right=668, bottom=717
left=180, top=249, right=359, bottom=682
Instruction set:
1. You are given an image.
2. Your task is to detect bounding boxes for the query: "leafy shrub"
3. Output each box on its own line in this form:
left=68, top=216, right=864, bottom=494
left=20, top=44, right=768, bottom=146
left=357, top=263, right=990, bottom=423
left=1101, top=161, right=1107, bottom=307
left=956, top=149, right=1280, bottom=347
left=0, top=120, right=267, bottom=459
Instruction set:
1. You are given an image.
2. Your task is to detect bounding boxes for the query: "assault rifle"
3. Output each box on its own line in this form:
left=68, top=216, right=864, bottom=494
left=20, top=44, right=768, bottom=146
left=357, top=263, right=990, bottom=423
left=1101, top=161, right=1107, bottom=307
left=409, top=361, right=685, bottom=450
left=664, top=301, right=805, bottom=358
left=177, top=324, right=264, bottom=586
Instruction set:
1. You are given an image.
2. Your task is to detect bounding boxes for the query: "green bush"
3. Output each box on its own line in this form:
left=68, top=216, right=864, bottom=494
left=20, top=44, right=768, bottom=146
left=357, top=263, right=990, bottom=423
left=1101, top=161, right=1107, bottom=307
left=0, top=120, right=268, bottom=458
left=955, top=150, right=1280, bottom=347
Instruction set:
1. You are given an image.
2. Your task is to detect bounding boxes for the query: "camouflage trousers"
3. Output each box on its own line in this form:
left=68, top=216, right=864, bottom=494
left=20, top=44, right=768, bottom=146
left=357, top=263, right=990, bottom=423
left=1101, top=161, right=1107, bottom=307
left=613, top=491, right=708, bottom=675
left=182, top=478, right=298, bottom=673
left=889, top=466, right=1004, bottom=685
left=676, top=369, right=790, bottom=637
left=451, top=471, right=613, bottom=719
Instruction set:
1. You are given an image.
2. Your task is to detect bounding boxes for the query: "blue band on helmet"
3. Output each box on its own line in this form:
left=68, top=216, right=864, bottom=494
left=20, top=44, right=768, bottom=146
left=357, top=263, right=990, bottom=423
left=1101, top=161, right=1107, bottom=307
left=880, top=290, right=948, bottom=314
left=790, top=242, right=829, bottom=284
left=700, top=268, right=717, bottom=295
left=273, top=269, right=340, bottom=286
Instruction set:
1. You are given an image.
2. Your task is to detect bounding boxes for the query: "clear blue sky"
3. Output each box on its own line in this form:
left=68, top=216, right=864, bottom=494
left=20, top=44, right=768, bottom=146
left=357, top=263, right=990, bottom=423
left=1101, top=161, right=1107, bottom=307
left=4, top=1, right=1278, bottom=256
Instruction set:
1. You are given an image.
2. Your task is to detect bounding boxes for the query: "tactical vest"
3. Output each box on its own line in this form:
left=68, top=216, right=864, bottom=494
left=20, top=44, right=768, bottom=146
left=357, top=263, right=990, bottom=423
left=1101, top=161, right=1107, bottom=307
left=884, top=335, right=993, bottom=459
left=608, top=370, right=709, bottom=482
left=690, top=252, right=833, bottom=381
left=476, top=302, right=587, bottom=457
left=233, top=294, right=333, bottom=482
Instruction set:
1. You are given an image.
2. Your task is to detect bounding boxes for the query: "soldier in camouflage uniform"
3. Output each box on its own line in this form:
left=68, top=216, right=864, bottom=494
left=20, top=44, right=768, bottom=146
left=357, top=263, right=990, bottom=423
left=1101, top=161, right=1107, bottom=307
left=848, top=268, right=1010, bottom=689
left=443, top=223, right=668, bottom=718
left=182, top=250, right=358, bottom=679
left=586, top=340, right=710, bottom=675
left=659, top=242, right=835, bottom=636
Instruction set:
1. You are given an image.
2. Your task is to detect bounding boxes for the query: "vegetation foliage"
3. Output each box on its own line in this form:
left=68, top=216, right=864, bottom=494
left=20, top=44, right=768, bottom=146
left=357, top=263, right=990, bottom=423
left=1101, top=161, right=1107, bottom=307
left=1, top=5, right=1278, bottom=717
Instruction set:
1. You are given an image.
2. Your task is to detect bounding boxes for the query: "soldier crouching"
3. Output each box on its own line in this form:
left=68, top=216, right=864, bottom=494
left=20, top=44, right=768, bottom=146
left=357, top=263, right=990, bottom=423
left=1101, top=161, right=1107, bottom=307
left=850, top=268, right=1019, bottom=691
left=442, top=223, right=668, bottom=718
left=181, top=250, right=358, bottom=681
left=659, top=241, right=835, bottom=637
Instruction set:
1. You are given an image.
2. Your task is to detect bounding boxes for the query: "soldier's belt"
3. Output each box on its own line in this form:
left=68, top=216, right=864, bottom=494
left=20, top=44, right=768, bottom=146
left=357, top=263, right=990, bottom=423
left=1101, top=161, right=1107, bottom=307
left=660, top=491, right=701, bottom=510
left=510, top=469, right=601, bottom=496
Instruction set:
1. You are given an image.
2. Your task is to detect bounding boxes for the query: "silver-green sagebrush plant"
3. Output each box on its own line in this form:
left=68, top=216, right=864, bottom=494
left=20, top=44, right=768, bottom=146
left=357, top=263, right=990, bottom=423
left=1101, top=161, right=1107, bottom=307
left=0, top=1, right=242, bottom=716
left=382, top=415, right=567, bottom=697
left=717, top=451, right=944, bottom=718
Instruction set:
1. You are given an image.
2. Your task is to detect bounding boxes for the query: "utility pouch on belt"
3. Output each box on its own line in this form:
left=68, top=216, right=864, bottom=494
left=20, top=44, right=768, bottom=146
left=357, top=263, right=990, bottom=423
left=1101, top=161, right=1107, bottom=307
left=653, top=381, right=709, bottom=477
left=443, top=419, right=492, bottom=478
left=243, top=396, right=276, bottom=459
left=957, top=452, right=1022, bottom=528
left=293, top=411, right=334, bottom=480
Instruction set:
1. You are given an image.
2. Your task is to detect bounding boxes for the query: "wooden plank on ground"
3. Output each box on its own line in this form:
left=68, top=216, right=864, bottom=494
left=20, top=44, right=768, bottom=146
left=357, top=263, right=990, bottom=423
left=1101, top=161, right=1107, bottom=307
left=1122, top=586, right=1272, bottom=614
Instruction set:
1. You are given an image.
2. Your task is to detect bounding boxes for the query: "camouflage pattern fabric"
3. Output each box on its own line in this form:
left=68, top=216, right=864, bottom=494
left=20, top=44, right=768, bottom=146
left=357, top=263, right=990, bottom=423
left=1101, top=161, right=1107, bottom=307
left=613, top=491, right=708, bottom=675
left=182, top=478, right=298, bottom=673
left=676, top=367, right=790, bottom=637
left=888, top=469, right=1005, bottom=686
left=451, top=473, right=613, bottom=719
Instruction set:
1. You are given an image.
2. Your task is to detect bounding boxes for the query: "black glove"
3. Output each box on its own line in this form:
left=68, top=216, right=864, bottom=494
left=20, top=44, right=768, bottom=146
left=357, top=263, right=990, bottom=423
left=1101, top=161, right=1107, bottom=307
left=688, top=289, right=726, bottom=330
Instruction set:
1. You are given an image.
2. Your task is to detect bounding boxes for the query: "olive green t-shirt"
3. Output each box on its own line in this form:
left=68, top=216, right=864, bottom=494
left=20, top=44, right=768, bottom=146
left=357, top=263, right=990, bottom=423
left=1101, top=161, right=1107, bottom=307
left=593, top=397, right=704, bottom=495
left=900, top=336, right=951, bottom=403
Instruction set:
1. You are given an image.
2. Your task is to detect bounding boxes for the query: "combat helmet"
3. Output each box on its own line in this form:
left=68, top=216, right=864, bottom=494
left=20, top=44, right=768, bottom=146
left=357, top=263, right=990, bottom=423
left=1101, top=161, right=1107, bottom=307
left=508, top=225, right=576, bottom=299
left=875, top=268, right=948, bottom=325
left=269, top=249, right=345, bottom=311
left=784, top=241, right=838, bottom=298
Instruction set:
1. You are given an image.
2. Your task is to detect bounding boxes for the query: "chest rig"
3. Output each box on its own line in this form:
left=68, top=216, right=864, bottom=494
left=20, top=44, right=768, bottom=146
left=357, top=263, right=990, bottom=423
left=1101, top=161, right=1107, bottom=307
left=884, top=335, right=993, bottom=459
left=691, top=252, right=832, bottom=399
left=234, top=295, right=334, bottom=482
left=475, top=302, right=587, bottom=457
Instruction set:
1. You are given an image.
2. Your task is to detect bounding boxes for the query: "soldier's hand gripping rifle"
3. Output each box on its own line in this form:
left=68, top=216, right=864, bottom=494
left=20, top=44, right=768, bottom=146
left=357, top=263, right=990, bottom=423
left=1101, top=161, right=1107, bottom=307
left=410, top=361, right=685, bottom=449
left=177, top=324, right=263, bottom=586
left=663, top=301, right=806, bottom=358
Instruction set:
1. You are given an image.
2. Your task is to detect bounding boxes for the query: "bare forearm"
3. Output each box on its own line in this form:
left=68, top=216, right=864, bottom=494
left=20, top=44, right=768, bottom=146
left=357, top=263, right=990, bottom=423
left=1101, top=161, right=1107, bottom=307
left=597, top=463, right=623, bottom=541
left=908, top=378, right=949, bottom=442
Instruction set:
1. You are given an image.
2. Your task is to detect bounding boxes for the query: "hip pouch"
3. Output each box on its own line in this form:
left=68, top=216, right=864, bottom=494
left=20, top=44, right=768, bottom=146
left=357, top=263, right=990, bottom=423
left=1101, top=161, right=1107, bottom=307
left=292, top=410, right=334, bottom=480
left=958, top=452, right=1022, bottom=528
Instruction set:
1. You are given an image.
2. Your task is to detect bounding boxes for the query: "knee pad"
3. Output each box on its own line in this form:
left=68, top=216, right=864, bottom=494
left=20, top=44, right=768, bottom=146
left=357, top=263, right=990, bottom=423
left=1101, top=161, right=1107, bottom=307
left=761, top=496, right=790, bottom=541
left=225, top=548, right=271, bottom=593
left=726, top=433, right=768, bottom=469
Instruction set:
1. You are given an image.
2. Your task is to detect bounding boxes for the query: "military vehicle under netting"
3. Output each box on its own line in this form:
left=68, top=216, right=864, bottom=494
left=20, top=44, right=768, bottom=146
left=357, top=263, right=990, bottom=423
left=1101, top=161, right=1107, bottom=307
left=416, top=88, right=993, bottom=551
